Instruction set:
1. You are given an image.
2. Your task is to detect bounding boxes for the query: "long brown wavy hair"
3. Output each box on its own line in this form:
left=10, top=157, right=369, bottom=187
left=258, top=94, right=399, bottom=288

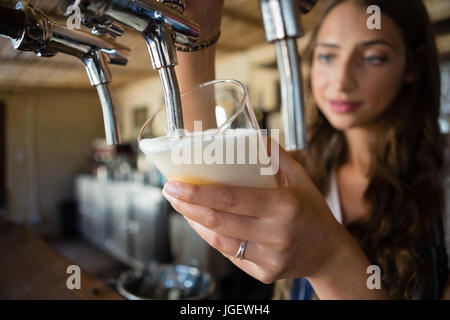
left=298, top=0, right=446, bottom=299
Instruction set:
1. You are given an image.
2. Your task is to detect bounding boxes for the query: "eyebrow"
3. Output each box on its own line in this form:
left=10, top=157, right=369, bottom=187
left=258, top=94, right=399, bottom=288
left=360, top=40, right=395, bottom=50
left=315, top=39, right=396, bottom=50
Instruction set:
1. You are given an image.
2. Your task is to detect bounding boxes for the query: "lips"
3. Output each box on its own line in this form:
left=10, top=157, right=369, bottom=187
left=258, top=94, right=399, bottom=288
left=329, top=100, right=362, bottom=113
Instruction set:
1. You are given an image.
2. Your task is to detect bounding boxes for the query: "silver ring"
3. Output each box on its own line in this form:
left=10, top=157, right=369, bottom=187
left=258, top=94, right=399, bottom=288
left=234, top=240, right=247, bottom=260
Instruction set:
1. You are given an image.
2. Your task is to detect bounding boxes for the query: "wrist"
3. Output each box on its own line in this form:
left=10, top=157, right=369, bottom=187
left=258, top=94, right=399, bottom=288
left=308, top=231, right=356, bottom=282
left=175, top=31, right=221, bottom=52
left=306, top=231, right=390, bottom=299
left=195, top=24, right=221, bottom=43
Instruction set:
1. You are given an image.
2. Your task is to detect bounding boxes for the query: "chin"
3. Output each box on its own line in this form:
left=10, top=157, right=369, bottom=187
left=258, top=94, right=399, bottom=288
left=328, top=120, right=358, bottom=131
left=321, top=112, right=361, bottom=131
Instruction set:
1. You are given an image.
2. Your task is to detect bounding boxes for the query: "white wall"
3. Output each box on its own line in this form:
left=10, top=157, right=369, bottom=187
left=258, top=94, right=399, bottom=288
left=113, top=77, right=165, bottom=143
left=1, top=89, right=105, bottom=235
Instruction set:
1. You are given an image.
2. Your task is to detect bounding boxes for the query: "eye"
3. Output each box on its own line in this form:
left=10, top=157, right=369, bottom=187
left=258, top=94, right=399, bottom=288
left=317, top=53, right=335, bottom=63
left=364, top=55, right=388, bottom=65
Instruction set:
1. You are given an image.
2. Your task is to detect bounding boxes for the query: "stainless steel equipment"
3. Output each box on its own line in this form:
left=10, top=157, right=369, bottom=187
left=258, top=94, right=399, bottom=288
left=75, top=176, right=171, bottom=269
left=117, top=262, right=215, bottom=300
left=260, top=0, right=318, bottom=150
left=0, top=0, right=316, bottom=150
left=0, top=2, right=131, bottom=145
left=57, top=0, right=315, bottom=150
left=67, top=0, right=200, bottom=135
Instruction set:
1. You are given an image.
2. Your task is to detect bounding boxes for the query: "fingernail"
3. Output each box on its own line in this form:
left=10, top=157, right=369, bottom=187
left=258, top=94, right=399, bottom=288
left=161, top=188, right=175, bottom=202
left=164, top=181, right=180, bottom=197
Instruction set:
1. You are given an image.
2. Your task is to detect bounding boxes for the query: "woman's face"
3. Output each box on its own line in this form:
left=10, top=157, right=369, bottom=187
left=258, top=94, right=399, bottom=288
left=311, top=1, right=412, bottom=131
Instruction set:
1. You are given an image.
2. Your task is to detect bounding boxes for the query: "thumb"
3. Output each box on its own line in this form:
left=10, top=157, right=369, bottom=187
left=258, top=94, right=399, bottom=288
left=266, top=138, right=312, bottom=187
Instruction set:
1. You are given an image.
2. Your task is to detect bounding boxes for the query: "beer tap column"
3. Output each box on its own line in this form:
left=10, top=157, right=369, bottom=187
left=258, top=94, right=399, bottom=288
left=260, top=0, right=317, bottom=151
left=83, top=50, right=120, bottom=144
left=71, top=0, right=200, bottom=135
left=0, top=2, right=131, bottom=145
left=144, top=22, right=184, bottom=134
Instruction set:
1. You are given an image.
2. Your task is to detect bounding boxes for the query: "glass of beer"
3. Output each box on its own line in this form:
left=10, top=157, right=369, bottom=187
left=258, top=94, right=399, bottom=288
left=138, top=79, right=278, bottom=188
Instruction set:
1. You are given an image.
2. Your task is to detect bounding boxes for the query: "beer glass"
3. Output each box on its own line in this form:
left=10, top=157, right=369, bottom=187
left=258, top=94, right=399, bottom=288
left=138, top=79, right=278, bottom=188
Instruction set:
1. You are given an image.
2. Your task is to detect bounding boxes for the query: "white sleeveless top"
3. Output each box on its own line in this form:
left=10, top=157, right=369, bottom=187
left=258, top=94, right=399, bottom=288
left=325, top=164, right=450, bottom=269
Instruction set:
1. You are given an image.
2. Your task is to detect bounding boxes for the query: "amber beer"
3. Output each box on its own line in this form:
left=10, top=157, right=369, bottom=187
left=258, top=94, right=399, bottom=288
left=139, top=128, right=278, bottom=188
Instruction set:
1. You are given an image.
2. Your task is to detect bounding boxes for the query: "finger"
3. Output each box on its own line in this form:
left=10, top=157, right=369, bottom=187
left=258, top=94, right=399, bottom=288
left=222, top=252, right=276, bottom=285
left=271, top=140, right=311, bottom=188
left=186, top=217, right=282, bottom=284
left=162, top=189, right=271, bottom=245
left=186, top=217, right=270, bottom=282
left=184, top=217, right=267, bottom=267
left=163, top=180, right=283, bottom=218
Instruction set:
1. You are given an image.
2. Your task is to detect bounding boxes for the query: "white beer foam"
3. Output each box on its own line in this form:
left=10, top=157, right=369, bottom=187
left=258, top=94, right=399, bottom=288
left=139, top=128, right=262, bottom=155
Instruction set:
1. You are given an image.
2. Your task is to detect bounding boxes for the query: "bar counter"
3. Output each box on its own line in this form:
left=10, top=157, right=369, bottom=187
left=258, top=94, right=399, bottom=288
left=0, top=217, right=124, bottom=300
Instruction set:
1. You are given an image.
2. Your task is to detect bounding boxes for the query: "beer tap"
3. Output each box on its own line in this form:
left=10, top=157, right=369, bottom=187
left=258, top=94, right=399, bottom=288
left=0, top=2, right=131, bottom=145
left=65, top=0, right=200, bottom=135
left=260, top=0, right=318, bottom=151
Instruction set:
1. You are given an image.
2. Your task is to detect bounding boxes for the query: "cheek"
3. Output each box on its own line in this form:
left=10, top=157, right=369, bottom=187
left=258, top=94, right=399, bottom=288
left=360, top=66, right=405, bottom=114
left=311, top=64, right=329, bottom=106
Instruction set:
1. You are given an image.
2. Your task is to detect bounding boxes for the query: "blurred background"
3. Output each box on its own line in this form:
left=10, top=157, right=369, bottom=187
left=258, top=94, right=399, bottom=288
left=0, top=0, right=449, bottom=299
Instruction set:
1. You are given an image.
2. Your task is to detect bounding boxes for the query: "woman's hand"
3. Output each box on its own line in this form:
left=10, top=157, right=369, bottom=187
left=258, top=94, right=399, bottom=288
left=161, top=143, right=353, bottom=284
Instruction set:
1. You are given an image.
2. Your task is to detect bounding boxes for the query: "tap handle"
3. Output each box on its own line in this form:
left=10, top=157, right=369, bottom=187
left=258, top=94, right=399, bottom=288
left=69, top=0, right=200, bottom=46
left=58, top=1, right=123, bottom=38
left=155, top=0, right=200, bottom=47
left=93, top=23, right=124, bottom=37
left=260, top=0, right=318, bottom=151
left=0, top=5, right=26, bottom=40
left=5, top=2, right=130, bottom=64
left=260, top=0, right=318, bottom=42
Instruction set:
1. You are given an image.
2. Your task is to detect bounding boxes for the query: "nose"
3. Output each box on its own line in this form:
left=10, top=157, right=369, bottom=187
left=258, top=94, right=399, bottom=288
left=333, top=55, right=358, bottom=92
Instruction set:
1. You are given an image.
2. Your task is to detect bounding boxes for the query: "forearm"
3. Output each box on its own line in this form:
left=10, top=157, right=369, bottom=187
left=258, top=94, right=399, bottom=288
left=175, top=45, right=217, bottom=92
left=174, top=0, right=222, bottom=92
left=174, top=46, right=218, bottom=130
left=307, top=233, right=391, bottom=300
left=172, top=0, right=223, bottom=129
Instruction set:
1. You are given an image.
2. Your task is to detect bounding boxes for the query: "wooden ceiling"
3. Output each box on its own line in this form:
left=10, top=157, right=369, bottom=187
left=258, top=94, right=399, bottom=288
left=0, top=0, right=449, bottom=91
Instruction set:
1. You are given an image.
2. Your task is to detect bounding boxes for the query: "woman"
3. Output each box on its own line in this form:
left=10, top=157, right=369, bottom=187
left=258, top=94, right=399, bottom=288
left=163, top=0, right=450, bottom=299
